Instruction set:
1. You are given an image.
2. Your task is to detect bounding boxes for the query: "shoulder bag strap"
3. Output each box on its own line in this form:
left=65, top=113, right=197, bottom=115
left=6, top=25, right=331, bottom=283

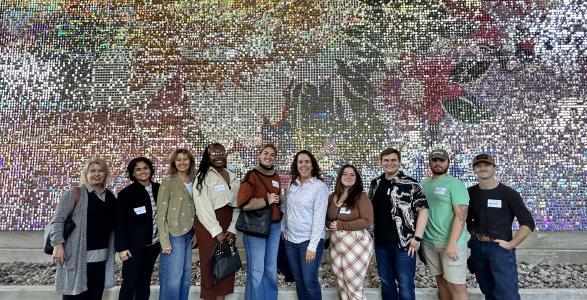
left=252, top=170, right=271, bottom=194
left=69, top=186, right=81, bottom=217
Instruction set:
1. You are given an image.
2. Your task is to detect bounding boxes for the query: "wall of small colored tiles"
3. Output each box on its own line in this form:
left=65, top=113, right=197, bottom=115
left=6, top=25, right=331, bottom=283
left=0, top=1, right=585, bottom=231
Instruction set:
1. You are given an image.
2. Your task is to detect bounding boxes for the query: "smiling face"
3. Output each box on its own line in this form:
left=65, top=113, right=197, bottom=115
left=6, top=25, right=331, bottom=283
left=258, top=147, right=276, bottom=168
left=175, top=153, right=191, bottom=174
left=296, top=153, right=313, bottom=180
left=209, top=144, right=227, bottom=169
left=340, top=167, right=357, bottom=188
left=133, top=161, right=152, bottom=184
left=429, top=158, right=449, bottom=175
left=473, top=162, right=496, bottom=180
left=381, top=153, right=401, bottom=175
left=86, top=163, right=106, bottom=188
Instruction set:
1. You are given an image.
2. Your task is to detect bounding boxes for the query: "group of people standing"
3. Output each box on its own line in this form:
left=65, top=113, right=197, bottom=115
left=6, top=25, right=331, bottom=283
left=49, top=144, right=535, bottom=300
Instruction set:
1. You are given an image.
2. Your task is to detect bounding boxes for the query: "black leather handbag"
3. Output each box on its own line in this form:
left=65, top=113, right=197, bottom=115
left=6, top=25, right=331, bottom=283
left=211, top=242, right=242, bottom=282
left=235, top=171, right=273, bottom=236
left=43, top=187, right=80, bottom=255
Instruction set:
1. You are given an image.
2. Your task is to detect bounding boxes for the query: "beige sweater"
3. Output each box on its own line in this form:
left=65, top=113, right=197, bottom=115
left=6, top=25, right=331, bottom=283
left=193, top=168, right=240, bottom=237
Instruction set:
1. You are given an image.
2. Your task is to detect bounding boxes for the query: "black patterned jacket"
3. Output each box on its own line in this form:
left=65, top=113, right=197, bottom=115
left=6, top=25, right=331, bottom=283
left=368, top=171, right=429, bottom=248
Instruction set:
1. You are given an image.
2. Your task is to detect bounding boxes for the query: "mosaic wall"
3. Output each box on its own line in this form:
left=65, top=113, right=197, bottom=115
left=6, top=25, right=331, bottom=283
left=0, top=0, right=585, bottom=231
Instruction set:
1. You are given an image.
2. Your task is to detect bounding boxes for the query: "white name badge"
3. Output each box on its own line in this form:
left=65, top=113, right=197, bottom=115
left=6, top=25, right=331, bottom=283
left=134, top=206, right=147, bottom=215
left=487, top=199, right=502, bottom=208
left=434, top=187, right=447, bottom=195
left=272, top=180, right=280, bottom=188
left=340, top=207, right=351, bottom=214
left=213, top=184, right=226, bottom=192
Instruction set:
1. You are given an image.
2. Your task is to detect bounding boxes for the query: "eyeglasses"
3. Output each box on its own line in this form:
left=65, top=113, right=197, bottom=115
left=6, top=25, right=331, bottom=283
left=210, top=151, right=227, bottom=157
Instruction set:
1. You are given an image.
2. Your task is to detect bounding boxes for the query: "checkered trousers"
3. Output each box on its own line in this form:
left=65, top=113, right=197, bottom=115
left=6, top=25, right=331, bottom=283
left=330, top=229, right=374, bottom=300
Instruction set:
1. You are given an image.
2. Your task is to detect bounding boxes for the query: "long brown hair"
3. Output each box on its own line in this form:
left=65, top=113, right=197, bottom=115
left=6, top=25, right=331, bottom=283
left=333, top=164, right=364, bottom=208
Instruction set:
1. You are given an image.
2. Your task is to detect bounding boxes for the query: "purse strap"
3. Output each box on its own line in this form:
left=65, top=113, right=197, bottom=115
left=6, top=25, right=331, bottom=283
left=252, top=170, right=272, bottom=194
left=68, top=186, right=81, bottom=217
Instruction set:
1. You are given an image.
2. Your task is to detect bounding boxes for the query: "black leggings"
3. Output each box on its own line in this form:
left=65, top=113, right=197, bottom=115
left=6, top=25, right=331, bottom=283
left=62, top=261, right=106, bottom=300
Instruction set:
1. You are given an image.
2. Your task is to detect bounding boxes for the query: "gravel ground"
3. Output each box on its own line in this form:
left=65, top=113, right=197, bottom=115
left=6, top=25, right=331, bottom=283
left=1, top=262, right=586, bottom=288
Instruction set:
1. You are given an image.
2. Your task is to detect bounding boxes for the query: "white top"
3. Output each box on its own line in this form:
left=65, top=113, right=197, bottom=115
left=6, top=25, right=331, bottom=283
left=184, top=182, right=193, bottom=197
left=145, top=185, right=159, bottom=244
left=281, top=177, right=329, bottom=252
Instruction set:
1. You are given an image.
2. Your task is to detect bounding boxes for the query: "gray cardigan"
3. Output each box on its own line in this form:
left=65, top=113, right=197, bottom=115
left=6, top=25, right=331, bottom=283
left=50, top=186, right=116, bottom=295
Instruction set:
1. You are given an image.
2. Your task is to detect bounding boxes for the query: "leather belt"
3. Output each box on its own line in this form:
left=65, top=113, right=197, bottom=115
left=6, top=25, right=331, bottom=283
left=473, top=234, right=496, bottom=242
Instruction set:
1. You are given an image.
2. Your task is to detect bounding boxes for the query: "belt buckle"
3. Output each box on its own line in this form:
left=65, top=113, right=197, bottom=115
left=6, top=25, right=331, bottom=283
left=476, top=234, right=494, bottom=242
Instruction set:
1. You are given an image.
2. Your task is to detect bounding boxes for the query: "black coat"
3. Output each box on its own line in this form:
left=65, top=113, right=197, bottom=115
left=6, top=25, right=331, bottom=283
left=115, top=181, right=160, bottom=252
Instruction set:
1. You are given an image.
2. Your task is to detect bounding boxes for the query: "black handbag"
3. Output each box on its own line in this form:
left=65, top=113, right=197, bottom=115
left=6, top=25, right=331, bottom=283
left=43, top=187, right=80, bottom=255
left=235, top=171, right=274, bottom=236
left=211, top=242, right=242, bottom=282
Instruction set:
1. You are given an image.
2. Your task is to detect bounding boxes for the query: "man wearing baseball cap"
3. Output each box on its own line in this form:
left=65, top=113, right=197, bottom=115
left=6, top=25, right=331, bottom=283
left=466, top=153, right=535, bottom=300
left=420, top=149, right=470, bottom=300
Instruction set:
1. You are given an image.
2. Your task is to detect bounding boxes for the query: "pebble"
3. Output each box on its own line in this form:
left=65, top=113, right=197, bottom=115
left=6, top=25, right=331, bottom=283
left=0, top=262, right=585, bottom=288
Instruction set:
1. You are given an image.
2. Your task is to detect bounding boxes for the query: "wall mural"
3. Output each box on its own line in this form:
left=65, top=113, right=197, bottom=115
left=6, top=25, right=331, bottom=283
left=0, top=0, right=585, bottom=231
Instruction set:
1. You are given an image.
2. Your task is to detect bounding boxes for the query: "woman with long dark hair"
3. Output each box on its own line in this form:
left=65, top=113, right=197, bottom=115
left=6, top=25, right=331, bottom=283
left=193, top=143, right=240, bottom=300
left=51, top=158, right=117, bottom=299
left=326, top=164, right=374, bottom=300
left=156, top=149, right=197, bottom=300
left=237, top=143, right=282, bottom=300
left=281, top=150, right=329, bottom=300
left=115, top=157, right=160, bottom=300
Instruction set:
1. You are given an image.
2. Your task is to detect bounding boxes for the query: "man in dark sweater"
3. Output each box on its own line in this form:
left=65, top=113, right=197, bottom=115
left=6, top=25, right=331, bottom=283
left=466, top=154, right=535, bottom=300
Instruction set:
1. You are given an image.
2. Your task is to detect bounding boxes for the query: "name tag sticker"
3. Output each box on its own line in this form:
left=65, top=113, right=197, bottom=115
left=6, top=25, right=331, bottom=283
left=272, top=180, right=280, bottom=188
left=487, top=199, right=502, bottom=208
left=434, top=187, right=447, bottom=195
left=340, top=207, right=351, bottom=214
left=134, top=206, right=146, bottom=215
left=213, top=184, right=226, bottom=192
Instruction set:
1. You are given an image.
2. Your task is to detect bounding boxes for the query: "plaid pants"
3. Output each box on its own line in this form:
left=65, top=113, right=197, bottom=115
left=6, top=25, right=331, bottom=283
left=330, top=229, right=373, bottom=300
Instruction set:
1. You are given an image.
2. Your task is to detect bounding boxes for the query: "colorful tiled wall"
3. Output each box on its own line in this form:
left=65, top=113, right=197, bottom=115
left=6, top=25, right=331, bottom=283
left=0, top=1, right=585, bottom=230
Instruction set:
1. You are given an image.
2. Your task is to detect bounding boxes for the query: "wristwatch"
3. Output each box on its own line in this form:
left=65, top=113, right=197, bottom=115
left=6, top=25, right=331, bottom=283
left=413, top=236, right=422, bottom=242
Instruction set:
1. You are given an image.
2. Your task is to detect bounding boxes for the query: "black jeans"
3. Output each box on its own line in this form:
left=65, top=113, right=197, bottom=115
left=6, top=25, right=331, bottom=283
left=118, top=243, right=160, bottom=300
left=62, top=261, right=105, bottom=300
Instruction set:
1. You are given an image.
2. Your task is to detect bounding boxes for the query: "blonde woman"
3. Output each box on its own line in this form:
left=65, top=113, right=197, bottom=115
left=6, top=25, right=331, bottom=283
left=157, top=149, right=197, bottom=300
left=51, top=158, right=117, bottom=299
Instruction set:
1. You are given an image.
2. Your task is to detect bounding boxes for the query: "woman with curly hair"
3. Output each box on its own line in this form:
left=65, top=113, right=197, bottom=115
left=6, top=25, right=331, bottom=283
left=157, top=149, right=197, bottom=300
left=193, top=143, right=240, bottom=300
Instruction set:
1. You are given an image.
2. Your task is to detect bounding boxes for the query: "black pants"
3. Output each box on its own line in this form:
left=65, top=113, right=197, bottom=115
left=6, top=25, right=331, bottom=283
left=62, top=261, right=106, bottom=300
left=118, top=242, right=160, bottom=300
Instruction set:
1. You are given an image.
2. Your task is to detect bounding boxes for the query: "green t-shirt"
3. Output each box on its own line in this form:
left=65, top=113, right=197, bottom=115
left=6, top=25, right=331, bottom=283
left=421, top=174, right=470, bottom=246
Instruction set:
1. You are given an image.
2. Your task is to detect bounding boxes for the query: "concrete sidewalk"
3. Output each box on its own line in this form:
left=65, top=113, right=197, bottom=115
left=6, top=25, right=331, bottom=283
left=0, top=286, right=586, bottom=300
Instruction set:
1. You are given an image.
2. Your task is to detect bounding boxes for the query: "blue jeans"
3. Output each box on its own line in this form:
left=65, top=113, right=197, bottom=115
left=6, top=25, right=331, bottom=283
left=158, top=231, right=193, bottom=300
left=375, top=244, right=416, bottom=300
left=243, top=222, right=281, bottom=300
left=284, top=239, right=324, bottom=300
left=469, top=239, right=520, bottom=300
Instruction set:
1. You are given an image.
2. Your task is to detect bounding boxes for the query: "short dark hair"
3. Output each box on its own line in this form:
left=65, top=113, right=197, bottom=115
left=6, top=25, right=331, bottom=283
left=127, top=157, right=155, bottom=182
left=290, top=150, right=323, bottom=185
left=380, top=147, right=401, bottom=162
